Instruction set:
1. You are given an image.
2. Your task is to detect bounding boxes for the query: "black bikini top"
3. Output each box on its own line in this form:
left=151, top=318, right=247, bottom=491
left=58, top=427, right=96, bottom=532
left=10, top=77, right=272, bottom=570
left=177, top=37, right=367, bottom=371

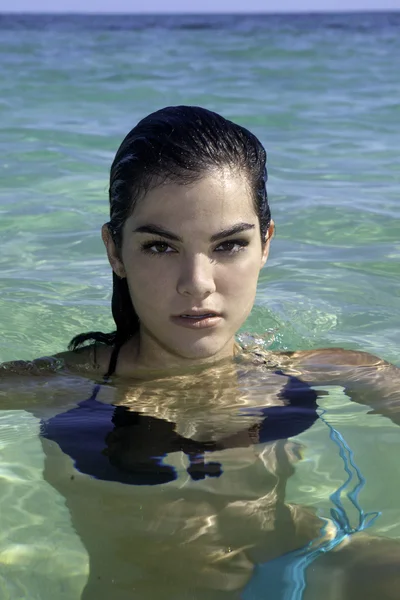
left=41, top=345, right=319, bottom=486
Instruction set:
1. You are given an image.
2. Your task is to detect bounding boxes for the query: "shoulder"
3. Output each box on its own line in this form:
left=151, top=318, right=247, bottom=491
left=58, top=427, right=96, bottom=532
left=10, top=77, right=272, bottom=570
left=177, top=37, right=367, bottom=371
left=55, top=343, right=114, bottom=375
left=275, top=347, right=397, bottom=388
left=288, top=347, right=386, bottom=368
left=0, top=343, right=113, bottom=378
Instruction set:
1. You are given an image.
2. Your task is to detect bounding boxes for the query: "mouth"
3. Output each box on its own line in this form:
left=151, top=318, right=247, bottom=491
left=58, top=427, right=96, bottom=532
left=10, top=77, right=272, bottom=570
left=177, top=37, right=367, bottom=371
left=179, top=312, right=219, bottom=319
left=177, top=310, right=221, bottom=319
left=171, top=310, right=222, bottom=329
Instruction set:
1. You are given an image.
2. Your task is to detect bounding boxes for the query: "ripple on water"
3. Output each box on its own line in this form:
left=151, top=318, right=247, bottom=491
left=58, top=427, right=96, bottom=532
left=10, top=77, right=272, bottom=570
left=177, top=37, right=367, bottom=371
left=0, top=411, right=88, bottom=599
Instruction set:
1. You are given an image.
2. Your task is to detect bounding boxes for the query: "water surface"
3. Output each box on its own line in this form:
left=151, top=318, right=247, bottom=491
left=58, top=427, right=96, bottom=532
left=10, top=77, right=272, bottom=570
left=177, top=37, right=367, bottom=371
left=0, top=12, right=399, bottom=600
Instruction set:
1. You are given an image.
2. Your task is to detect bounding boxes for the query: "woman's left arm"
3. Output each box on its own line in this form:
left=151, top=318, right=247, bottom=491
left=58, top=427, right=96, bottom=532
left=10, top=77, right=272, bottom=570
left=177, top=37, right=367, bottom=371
left=288, top=348, right=400, bottom=425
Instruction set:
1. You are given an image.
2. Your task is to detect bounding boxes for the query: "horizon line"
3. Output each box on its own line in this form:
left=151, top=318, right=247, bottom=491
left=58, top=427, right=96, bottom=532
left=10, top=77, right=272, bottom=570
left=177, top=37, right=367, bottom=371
left=2, top=9, right=400, bottom=15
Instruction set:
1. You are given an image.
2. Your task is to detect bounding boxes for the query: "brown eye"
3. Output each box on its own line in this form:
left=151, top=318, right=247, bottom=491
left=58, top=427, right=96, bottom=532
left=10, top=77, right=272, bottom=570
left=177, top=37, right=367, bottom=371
left=152, top=242, right=170, bottom=253
left=214, top=240, right=249, bottom=254
left=141, top=241, right=176, bottom=254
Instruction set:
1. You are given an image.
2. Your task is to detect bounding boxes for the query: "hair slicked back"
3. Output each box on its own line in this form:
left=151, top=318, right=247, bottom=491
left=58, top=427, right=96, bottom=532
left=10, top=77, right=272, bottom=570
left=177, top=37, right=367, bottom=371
left=69, top=106, right=271, bottom=353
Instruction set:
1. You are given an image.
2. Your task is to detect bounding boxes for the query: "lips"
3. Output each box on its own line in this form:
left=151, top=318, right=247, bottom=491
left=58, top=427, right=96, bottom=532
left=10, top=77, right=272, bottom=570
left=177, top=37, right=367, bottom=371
left=170, top=310, right=222, bottom=330
left=181, top=314, right=215, bottom=319
left=177, top=310, right=221, bottom=318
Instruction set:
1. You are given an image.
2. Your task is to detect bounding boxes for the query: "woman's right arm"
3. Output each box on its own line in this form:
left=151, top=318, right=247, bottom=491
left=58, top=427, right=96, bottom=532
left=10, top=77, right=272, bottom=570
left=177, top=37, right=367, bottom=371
left=1, top=355, right=68, bottom=377
left=0, top=346, right=105, bottom=411
left=0, top=344, right=107, bottom=378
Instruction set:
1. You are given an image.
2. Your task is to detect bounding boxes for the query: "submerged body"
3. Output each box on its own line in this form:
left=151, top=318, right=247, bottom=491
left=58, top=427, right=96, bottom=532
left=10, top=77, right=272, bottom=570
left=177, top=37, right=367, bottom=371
left=42, top=360, right=316, bottom=599
left=3, top=345, right=400, bottom=599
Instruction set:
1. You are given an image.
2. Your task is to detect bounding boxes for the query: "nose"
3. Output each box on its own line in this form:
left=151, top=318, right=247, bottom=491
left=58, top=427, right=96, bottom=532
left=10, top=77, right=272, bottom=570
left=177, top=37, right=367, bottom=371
left=176, top=253, right=216, bottom=299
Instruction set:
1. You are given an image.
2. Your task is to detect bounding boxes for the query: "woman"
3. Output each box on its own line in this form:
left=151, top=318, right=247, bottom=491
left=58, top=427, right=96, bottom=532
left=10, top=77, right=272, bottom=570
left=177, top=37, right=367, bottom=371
left=2, top=106, right=400, bottom=599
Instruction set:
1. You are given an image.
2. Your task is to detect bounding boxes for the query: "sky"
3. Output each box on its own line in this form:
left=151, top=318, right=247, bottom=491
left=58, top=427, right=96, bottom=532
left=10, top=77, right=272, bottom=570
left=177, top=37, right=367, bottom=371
left=0, top=0, right=400, bottom=13
left=1, top=0, right=400, bottom=12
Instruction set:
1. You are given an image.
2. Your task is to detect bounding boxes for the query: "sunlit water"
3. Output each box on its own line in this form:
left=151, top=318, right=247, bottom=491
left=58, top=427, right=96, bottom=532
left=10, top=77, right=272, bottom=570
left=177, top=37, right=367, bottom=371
left=0, top=12, right=399, bottom=599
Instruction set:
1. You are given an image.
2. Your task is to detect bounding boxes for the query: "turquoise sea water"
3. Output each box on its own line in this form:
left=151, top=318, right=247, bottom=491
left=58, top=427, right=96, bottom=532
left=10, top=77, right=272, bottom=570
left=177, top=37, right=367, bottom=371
left=0, top=12, right=400, bottom=600
left=1, top=12, right=399, bottom=364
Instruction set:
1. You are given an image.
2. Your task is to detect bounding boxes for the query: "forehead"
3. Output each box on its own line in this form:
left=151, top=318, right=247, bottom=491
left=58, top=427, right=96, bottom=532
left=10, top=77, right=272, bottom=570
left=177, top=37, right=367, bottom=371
left=129, top=170, right=257, bottom=230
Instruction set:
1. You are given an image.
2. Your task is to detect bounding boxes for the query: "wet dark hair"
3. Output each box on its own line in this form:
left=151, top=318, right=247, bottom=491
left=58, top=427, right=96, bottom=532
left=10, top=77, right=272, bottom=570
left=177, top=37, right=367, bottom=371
left=69, top=105, right=271, bottom=352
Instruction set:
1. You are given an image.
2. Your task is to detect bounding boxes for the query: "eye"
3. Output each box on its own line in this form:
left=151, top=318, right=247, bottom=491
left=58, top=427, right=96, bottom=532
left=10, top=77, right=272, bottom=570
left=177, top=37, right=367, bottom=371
left=214, top=239, right=249, bottom=254
left=141, top=241, right=176, bottom=255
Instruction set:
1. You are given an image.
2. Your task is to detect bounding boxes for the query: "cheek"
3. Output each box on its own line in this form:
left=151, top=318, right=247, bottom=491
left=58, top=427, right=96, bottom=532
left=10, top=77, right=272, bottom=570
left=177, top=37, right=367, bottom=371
left=218, top=255, right=261, bottom=294
left=124, top=257, right=175, bottom=303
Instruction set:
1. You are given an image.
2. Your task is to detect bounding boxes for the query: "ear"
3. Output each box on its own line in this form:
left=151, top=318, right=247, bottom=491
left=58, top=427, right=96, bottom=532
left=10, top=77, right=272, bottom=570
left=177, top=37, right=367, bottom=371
left=101, top=223, right=126, bottom=279
left=260, top=220, right=275, bottom=267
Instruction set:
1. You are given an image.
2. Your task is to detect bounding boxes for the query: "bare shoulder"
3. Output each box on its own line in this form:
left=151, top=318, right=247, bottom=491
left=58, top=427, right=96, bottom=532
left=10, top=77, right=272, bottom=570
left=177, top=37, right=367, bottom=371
left=0, top=343, right=113, bottom=378
left=58, top=343, right=113, bottom=375
left=288, top=347, right=389, bottom=368
left=277, top=347, right=400, bottom=392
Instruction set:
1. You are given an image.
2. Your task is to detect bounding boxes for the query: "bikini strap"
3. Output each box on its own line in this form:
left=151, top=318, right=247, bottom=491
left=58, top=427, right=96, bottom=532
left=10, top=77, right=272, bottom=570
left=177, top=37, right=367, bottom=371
left=103, top=343, right=123, bottom=382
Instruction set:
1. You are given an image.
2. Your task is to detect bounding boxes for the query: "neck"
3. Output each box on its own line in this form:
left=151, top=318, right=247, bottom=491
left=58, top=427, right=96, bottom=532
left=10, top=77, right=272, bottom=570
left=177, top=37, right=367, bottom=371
left=122, top=327, right=239, bottom=375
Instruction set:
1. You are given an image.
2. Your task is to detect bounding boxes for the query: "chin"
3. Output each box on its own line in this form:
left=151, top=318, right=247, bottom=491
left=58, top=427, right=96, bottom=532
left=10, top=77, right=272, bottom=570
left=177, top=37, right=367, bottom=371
left=171, top=338, right=233, bottom=362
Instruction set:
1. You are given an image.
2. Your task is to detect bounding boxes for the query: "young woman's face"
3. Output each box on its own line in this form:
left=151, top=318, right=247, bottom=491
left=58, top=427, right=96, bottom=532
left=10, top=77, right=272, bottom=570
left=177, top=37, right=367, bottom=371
left=104, top=169, right=271, bottom=366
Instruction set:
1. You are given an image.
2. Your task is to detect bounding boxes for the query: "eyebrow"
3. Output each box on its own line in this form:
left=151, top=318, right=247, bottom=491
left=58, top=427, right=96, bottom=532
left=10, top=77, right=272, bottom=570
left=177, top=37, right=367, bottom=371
left=132, top=222, right=256, bottom=243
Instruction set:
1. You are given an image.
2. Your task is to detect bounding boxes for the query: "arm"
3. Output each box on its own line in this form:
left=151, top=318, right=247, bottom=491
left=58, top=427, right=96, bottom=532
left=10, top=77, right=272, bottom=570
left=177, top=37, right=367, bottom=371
left=0, top=344, right=101, bottom=378
left=1, top=355, right=68, bottom=377
left=287, top=348, right=400, bottom=425
left=0, top=347, right=101, bottom=411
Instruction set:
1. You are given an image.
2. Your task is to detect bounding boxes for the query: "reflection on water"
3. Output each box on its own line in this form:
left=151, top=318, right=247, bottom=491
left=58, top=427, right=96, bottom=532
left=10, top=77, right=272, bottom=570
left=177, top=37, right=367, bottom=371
left=1, top=361, right=399, bottom=599
left=0, top=411, right=88, bottom=600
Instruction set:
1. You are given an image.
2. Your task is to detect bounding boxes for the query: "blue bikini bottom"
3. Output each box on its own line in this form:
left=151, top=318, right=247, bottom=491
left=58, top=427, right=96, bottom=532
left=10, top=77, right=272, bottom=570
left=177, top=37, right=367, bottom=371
left=242, top=411, right=380, bottom=600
